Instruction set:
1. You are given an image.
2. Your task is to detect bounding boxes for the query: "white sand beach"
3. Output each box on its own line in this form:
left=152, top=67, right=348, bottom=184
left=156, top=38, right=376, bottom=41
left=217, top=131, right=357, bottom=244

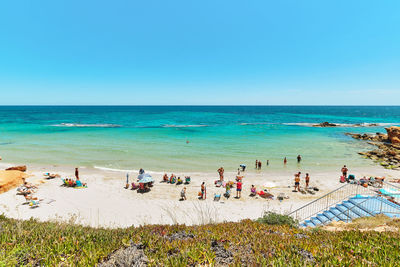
left=0, top=162, right=399, bottom=228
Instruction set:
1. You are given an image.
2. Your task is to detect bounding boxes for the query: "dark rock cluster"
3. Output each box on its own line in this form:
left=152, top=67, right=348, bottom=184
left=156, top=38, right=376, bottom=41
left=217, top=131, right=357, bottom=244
left=346, top=127, right=400, bottom=170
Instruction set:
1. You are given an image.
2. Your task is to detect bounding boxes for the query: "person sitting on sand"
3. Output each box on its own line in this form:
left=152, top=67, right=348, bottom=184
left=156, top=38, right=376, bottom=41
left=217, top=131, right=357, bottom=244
left=236, top=180, right=242, bottom=198
left=23, top=180, right=37, bottom=189
left=163, top=173, right=168, bottom=182
left=180, top=187, right=187, bottom=200
left=250, top=185, right=256, bottom=196
left=184, top=176, right=191, bottom=184
left=44, top=173, right=60, bottom=179
left=139, top=168, right=144, bottom=175
left=177, top=177, right=183, bottom=185
left=24, top=194, right=38, bottom=201
left=305, top=173, right=310, bottom=188
left=169, top=174, right=175, bottom=184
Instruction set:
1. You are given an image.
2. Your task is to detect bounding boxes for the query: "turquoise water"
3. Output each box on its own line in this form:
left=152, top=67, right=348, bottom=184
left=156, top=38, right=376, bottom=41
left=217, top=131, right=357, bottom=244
left=0, top=106, right=399, bottom=172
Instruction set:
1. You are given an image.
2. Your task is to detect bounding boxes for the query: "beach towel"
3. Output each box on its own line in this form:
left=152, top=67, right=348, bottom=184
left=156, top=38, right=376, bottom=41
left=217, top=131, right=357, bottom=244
left=379, top=188, right=400, bottom=197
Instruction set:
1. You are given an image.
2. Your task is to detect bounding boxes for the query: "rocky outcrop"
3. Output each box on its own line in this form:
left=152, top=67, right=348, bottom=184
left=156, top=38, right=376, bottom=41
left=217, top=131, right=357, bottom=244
left=347, top=131, right=400, bottom=170
left=386, top=126, right=400, bottom=144
left=0, top=170, right=27, bottom=194
left=346, top=132, right=388, bottom=142
left=5, top=165, right=27, bottom=172
left=313, top=122, right=337, bottom=127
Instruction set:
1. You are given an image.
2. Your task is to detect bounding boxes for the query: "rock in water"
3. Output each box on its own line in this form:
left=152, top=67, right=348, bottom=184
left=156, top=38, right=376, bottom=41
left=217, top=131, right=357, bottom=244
left=386, top=126, right=400, bottom=144
left=313, top=122, right=337, bottom=127
left=5, top=165, right=27, bottom=172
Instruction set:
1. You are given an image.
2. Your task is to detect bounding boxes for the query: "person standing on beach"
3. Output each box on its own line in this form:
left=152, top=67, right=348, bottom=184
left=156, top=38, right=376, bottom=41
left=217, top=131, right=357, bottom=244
left=341, top=165, right=348, bottom=178
left=284, top=157, right=287, bottom=165
left=181, top=187, right=187, bottom=200
left=75, top=167, right=79, bottom=180
left=201, top=182, right=206, bottom=200
left=255, top=160, right=258, bottom=169
left=305, top=173, right=310, bottom=188
left=258, top=161, right=262, bottom=170
left=217, top=167, right=224, bottom=181
left=266, top=160, right=269, bottom=166
left=297, top=155, right=302, bottom=163
left=294, top=172, right=301, bottom=192
left=236, top=180, right=242, bottom=198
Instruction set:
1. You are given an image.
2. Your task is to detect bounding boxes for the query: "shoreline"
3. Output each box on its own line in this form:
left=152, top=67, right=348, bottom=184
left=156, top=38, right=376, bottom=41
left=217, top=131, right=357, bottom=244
left=1, top=161, right=398, bottom=228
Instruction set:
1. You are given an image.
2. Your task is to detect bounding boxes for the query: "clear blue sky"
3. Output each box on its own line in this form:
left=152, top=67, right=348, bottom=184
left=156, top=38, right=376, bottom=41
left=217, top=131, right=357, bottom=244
left=0, top=0, right=399, bottom=105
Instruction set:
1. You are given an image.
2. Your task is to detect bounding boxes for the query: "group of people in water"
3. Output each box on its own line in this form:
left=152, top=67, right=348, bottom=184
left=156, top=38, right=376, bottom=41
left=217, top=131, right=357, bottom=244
left=255, top=155, right=302, bottom=170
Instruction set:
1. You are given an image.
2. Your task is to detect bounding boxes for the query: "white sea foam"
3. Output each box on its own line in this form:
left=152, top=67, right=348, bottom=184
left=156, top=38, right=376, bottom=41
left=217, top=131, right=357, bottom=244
left=52, top=123, right=121, bottom=128
left=239, top=122, right=272, bottom=126
left=161, top=124, right=210, bottom=128
left=93, top=166, right=165, bottom=175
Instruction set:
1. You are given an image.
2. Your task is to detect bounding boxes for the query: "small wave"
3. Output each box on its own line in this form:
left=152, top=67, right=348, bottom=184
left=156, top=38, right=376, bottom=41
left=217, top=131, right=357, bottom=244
left=161, top=124, right=210, bottom=128
left=94, top=166, right=165, bottom=175
left=52, top=123, right=121, bottom=128
left=239, top=122, right=272, bottom=126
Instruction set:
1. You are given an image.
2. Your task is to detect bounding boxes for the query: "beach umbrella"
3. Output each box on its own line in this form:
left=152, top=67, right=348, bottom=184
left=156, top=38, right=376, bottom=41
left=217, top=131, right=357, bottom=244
left=139, top=176, right=154, bottom=184
left=137, top=173, right=152, bottom=180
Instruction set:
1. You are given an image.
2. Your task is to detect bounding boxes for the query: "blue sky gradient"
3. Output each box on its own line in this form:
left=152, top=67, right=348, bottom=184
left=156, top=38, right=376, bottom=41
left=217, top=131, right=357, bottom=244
left=0, top=0, right=399, bottom=105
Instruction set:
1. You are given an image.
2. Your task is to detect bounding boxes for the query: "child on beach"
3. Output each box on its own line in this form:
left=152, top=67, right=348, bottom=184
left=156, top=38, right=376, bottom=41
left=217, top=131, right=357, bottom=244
left=180, top=187, right=187, bottom=200
left=305, top=173, right=310, bottom=188
left=236, top=181, right=242, bottom=198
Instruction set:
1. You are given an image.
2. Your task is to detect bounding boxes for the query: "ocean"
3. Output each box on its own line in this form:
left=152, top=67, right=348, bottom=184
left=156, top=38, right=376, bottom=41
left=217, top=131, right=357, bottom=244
left=0, top=106, right=399, bottom=173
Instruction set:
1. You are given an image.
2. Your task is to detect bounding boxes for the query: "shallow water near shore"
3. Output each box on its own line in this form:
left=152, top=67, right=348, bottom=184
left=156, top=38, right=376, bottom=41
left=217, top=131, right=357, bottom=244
left=0, top=106, right=399, bottom=173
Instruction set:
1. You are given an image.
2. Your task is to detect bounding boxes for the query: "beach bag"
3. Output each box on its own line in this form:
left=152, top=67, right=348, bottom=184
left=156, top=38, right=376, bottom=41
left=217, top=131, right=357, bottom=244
left=340, top=176, right=346, bottom=183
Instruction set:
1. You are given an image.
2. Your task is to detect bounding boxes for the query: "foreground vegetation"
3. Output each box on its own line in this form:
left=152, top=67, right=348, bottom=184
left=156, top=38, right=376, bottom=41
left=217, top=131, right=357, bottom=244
left=1, top=214, right=400, bottom=266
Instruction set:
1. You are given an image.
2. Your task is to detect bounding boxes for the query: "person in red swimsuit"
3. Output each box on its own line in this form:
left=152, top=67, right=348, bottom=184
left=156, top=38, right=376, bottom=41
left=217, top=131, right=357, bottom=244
left=236, top=181, right=242, bottom=198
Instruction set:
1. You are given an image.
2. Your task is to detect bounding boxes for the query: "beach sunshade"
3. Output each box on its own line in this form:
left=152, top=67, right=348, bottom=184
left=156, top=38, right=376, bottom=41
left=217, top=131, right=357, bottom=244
left=137, top=173, right=152, bottom=181
left=139, top=175, right=154, bottom=184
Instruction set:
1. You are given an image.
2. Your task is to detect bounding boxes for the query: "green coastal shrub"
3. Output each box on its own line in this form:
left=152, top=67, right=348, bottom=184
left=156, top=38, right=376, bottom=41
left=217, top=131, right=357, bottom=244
left=1, top=215, right=400, bottom=265
left=256, top=212, right=299, bottom=227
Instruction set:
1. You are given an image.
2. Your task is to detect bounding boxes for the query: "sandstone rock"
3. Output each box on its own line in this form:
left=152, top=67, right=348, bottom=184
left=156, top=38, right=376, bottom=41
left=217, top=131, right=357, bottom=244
left=5, top=165, right=27, bottom=172
left=0, top=170, right=27, bottom=194
left=385, top=126, right=400, bottom=144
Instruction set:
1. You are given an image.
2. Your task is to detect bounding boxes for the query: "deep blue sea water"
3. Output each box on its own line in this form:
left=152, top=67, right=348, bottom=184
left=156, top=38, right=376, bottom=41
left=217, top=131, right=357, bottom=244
left=0, top=106, right=399, bottom=172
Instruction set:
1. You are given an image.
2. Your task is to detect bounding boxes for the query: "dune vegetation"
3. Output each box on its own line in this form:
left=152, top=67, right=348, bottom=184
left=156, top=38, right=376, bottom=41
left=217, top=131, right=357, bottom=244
left=1, top=214, right=400, bottom=266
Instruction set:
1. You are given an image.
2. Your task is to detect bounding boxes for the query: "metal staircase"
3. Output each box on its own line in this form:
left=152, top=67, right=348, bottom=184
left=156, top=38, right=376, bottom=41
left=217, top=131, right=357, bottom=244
left=289, top=181, right=400, bottom=227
